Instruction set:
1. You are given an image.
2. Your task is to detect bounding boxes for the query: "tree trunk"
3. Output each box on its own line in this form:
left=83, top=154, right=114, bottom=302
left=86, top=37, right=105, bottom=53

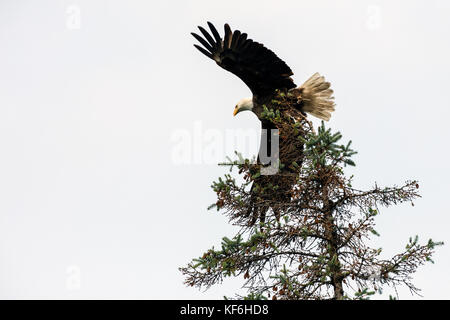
left=322, top=181, right=344, bottom=300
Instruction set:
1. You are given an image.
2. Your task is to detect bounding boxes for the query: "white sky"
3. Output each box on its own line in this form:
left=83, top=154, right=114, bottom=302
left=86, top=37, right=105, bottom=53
left=0, top=0, right=449, bottom=299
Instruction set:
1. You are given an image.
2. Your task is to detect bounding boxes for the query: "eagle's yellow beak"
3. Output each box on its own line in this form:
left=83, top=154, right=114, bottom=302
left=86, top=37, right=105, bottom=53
left=233, top=106, right=239, bottom=116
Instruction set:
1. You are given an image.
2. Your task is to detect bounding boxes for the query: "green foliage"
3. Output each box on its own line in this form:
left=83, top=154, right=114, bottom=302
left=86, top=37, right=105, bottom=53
left=427, top=239, right=444, bottom=250
left=211, top=174, right=234, bottom=194
left=243, top=292, right=268, bottom=300
left=354, top=288, right=376, bottom=300
left=260, top=105, right=281, bottom=122
left=191, top=230, right=271, bottom=278
left=300, top=121, right=357, bottom=168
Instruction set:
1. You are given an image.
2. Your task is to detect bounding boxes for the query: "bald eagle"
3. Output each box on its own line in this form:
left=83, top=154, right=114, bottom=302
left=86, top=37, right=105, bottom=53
left=192, top=22, right=335, bottom=224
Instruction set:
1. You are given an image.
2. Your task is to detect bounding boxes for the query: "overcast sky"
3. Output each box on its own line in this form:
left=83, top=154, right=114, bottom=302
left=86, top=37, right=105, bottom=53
left=0, top=0, right=449, bottom=299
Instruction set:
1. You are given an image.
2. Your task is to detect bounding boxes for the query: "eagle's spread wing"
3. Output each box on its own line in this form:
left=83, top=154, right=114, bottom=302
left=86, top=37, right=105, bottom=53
left=191, top=22, right=296, bottom=96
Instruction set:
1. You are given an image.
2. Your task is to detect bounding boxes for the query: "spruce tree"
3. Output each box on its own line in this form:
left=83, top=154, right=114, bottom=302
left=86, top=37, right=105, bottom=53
left=180, top=103, right=442, bottom=300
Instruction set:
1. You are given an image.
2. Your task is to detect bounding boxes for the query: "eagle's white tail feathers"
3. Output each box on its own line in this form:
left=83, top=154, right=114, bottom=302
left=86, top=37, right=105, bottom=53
left=296, top=72, right=335, bottom=121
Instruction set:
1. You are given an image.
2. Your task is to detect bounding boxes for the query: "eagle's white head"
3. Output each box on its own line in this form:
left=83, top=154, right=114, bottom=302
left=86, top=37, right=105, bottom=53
left=233, top=97, right=254, bottom=116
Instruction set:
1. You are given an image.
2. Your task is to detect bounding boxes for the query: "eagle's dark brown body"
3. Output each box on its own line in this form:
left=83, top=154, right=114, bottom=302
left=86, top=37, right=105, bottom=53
left=248, top=93, right=309, bottom=224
